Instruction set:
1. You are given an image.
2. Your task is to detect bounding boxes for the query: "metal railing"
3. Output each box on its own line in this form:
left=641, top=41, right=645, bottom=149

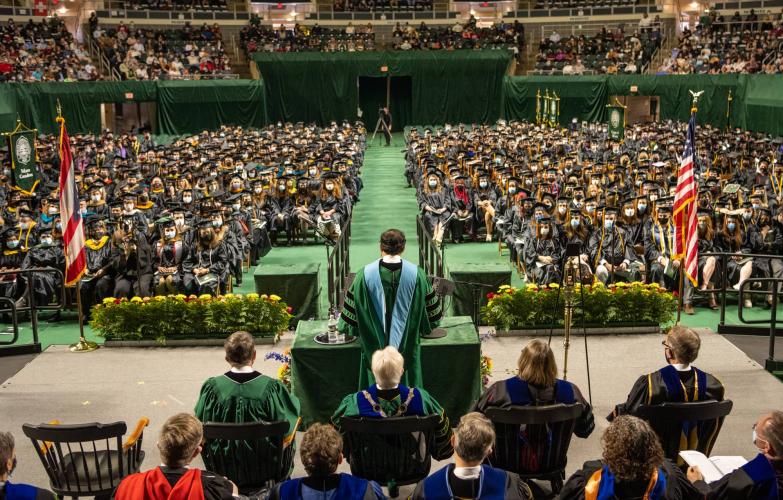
left=699, top=252, right=783, bottom=356
left=737, top=276, right=783, bottom=372
left=0, top=267, right=66, bottom=357
left=416, top=215, right=445, bottom=279
left=327, top=216, right=352, bottom=312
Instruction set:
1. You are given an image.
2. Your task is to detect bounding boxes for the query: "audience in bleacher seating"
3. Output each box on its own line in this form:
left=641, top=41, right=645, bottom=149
left=93, top=21, right=232, bottom=80
left=241, top=19, right=523, bottom=54
left=0, top=17, right=99, bottom=82
left=114, top=413, right=257, bottom=500
left=410, top=412, right=532, bottom=499
left=609, top=325, right=725, bottom=421
left=194, top=331, right=301, bottom=485
left=534, top=25, right=661, bottom=75
left=659, top=11, right=783, bottom=74
left=333, top=0, right=432, bottom=13
left=535, top=0, right=641, bottom=9
left=474, top=339, right=595, bottom=437
left=123, top=0, right=228, bottom=11
left=242, top=23, right=377, bottom=53
left=688, top=410, right=783, bottom=499
left=0, top=431, right=55, bottom=500
left=560, top=415, right=703, bottom=499
left=331, top=346, right=454, bottom=460
left=389, top=19, right=524, bottom=54
left=266, top=423, right=386, bottom=500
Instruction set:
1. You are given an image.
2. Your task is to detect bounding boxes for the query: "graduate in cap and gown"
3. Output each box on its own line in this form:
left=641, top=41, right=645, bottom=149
left=194, top=332, right=300, bottom=490
left=338, top=229, right=442, bottom=389
left=182, top=219, right=230, bottom=296
left=523, top=215, right=563, bottom=285
left=589, top=206, right=643, bottom=284
left=153, top=217, right=185, bottom=295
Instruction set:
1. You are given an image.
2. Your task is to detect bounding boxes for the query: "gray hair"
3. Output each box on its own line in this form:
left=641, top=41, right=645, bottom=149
left=761, top=411, right=783, bottom=459
left=371, top=346, right=404, bottom=389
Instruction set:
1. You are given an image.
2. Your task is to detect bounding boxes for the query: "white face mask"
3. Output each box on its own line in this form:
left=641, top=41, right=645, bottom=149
left=174, top=218, right=185, bottom=228
left=164, top=230, right=176, bottom=239
left=232, top=203, right=241, bottom=211
left=48, top=206, right=59, bottom=214
left=325, top=184, right=334, bottom=191
left=540, top=227, right=550, bottom=236
left=124, top=203, right=135, bottom=212
left=183, top=196, right=192, bottom=203
left=624, top=208, right=635, bottom=217
left=41, top=237, right=53, bottom=245
left=254, top=187, right=263, bottom=194
left=91, top=195, right=101, bottom=202
left=558, top=206, right=567, bottom=215
left=428, top=180, right=438, bottom=188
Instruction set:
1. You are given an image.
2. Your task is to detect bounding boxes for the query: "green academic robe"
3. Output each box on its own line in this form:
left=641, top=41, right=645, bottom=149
left=194, top=373, right=301, bottom=486
left=339, top=260, right=442, bottom=389
left=330, top=384, right=453, bottom=460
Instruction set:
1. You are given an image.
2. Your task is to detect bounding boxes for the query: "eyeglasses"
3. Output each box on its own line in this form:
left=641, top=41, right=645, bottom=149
left=661, top=340, right=671, bottom=349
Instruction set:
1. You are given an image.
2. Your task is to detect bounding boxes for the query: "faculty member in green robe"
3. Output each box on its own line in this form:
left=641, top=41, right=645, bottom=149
left=194, top=331, right=301, bottom=488
left=331, top=346, right=453, bottom=460
left=339, top=229, right=442, bottom=389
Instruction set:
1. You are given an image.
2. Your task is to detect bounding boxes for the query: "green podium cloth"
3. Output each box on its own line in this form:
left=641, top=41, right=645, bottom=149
left=291, top=316, right=482, bottom=428
left=253, top=262, right=320, bottom=323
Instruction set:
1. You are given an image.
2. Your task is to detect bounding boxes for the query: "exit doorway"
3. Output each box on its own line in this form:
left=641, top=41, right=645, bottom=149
left=100, top=102, right=157, bottom=134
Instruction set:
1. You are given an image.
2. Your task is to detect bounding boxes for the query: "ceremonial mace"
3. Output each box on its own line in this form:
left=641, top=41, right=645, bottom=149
left=561, top=255, right=579, bottom=380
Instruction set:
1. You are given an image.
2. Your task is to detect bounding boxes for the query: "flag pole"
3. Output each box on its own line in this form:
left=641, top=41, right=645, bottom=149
left=55, top=100, right=96, bottom=353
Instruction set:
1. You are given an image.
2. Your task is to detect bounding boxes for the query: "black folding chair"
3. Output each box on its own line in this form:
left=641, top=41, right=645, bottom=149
left=201, top=420, right=296, bottom=495
left=340, top=415, right=440, bottom=498
left=635, top=400, right=733, bottom=462
left=485, top=404, right=582, bottom=494
left=23, top=418, right=148, bottom=499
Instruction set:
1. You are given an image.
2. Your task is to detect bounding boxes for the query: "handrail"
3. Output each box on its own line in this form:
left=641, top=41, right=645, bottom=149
left=736, top=276, right=783, bottom=372
left=327, top=215, right=352, bottom=313
left=416, top=215, right=445, bottom=279
left=0, top=267, right=65, bottom=354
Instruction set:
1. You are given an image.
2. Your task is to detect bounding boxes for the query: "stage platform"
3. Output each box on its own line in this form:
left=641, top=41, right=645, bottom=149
left=2, top=326, right=781, bottom=497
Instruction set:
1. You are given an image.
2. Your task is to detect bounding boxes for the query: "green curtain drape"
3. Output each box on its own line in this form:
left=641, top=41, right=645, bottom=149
left=253, top=50, right=512, bottom=126
left=156, top=80, right=267, bottom=135
left=0, top=80, right=266, bottom=135
left=502, top=74, right=783, bottom=135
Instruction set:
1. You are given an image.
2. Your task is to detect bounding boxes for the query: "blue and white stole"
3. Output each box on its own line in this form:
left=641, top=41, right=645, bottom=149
left=364, top=258, right=417, bottom=349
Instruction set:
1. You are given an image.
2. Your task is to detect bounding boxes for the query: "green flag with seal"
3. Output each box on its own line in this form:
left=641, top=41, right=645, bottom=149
left=607, top=105, right=625, bottom=141
left=5, top=122, right=39, bottom=194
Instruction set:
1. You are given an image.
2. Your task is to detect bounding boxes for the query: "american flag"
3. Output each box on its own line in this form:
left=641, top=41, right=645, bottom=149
left=57, top=116, right=87, bottom=285
left=673, top=111, right=698, bottom=286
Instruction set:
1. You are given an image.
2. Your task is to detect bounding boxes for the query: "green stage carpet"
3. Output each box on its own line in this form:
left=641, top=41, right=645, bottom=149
left=3, top=133, right=780, bottom=350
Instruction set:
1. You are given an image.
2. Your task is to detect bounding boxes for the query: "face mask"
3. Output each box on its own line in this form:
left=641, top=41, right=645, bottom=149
left=525, top=179, right=533, bottom=186
left=743, top=212, right=753, bottom=221
left=570, top=218, right=580, bottom=228
left=540, top=227, right=550, bottom=236
left=480, top=181, right=488, bottom=189
left=325, top=183, right=334, bottom=191
left=212, top=220, right=222, bottom=228
left=48, top=206, right=59, bottom=214
left=727, top=222, right=737, bottom=232
left=624, top=208, right=635, bottom=217
left=232, top=203, right=241, bottom=211
left=55, top=222, right=62, bottom=231
left=200, top=231, right=213, bottom=241
left=309, top=169, right=317, bottom=176
left=752, top=203, right=761, bottom=210
left=91, top=194, right=101, bottom=202
left=278, top=185, right=286, bottom=192
left=649, top=194, right=658, bottom=202
left=659, top=217, right=669, bottom=224
left=586, top=205, right=596, bottom=213
left=542, top=160, right=550, bottom=167
left=183, top=196, right=192, bottom=203
left=508, top=187, right=517, bottom=194
left=19, top=222, right=29, bottom=230
left=41, top=237, right=53, bottom=245
left=124, top=203, right=135, bottom=212
left=638, top=203, right=647, bottom=212
left=231, top=182, right=241, bottom=189
left=164, top=230, right=176, bottom=239
left=555, top=206, right=565, bottom=215
left=428, top=180, right=438, bottom=188
left=80, top=209, right=88, bottom=216
left=253, top=187, right=263, bottom=194
left=174, top=218, right=185, bottom=227
left=604, top=219, right=614, bottom=230
left=535, top=214, right=544, bottom=222
left=7, top=240, right=18, bottom=249
left=698, top=221, right=707, bottom=230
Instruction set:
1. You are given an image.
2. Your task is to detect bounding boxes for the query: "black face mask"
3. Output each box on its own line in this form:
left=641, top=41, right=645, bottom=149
left=199, top=231, right=213, bottom=242
left=658, top=217, right=670, bottom=225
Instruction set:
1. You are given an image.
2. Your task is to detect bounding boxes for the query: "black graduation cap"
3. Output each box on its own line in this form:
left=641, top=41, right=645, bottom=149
left=197, top=219, right=213, bottom=229
left=697, top=208, right=712, bottom=217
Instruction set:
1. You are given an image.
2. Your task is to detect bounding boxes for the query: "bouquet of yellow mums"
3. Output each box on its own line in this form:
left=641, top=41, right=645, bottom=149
left=90, top=293, right=292, bottom=343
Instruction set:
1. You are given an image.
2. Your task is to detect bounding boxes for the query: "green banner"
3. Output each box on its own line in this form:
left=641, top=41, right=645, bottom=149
left=7, top=128, right=38, bottom=194
left=607, top=105, right=625, bottom=141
